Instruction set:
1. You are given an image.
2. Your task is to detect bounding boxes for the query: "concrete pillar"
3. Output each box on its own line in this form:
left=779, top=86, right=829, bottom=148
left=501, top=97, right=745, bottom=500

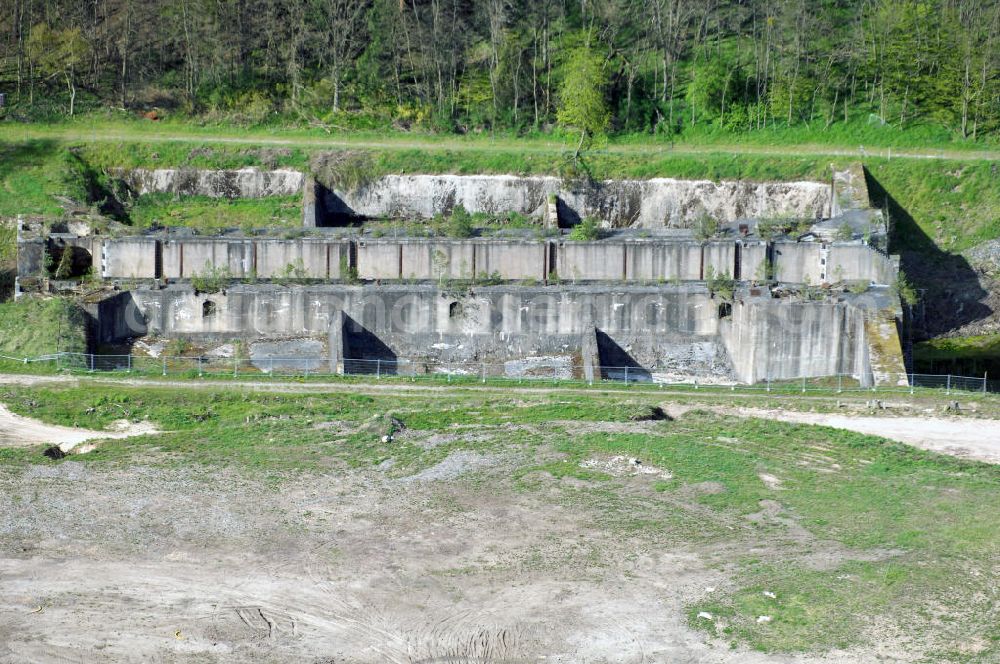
left=544, top=195, right=560, bottom=229
left=302, top=176, right=319, bottom=228
left=328, top=309, right=348, bottom=374
left=581, top=326, right=601, bottom=383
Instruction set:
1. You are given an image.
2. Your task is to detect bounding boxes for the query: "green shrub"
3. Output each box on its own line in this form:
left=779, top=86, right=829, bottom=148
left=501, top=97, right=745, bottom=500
left=693, top=212, right=720, bottom=241
left=893, top=272, right=919, bottom=306
left=568, top=217, right=602, bottom=241
left=705, top=266, right=736, bottom=301
left=448, top=204, right=474, bottom=238
left=835, top=221, right=854, bottom=241
left=190, top=262, right=232, bottom=294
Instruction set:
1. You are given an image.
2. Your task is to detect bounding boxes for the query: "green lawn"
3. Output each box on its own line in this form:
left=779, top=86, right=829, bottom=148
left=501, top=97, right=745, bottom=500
left=1, top=382, right=997, bottom=659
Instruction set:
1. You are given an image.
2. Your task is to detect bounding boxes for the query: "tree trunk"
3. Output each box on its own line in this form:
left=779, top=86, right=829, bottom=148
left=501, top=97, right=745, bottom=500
left=67, top=72, right=75, bottom=117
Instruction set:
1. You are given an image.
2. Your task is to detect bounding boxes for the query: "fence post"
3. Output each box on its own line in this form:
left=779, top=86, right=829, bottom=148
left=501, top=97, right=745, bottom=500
left=481, top=362, right=486, bottom=384
left=198, top=356, right=203, bottom=377
left=984, top=372, right=988, bottom=394
left=127, top=355, right=132, bottom=373
left=837, top=374, right=842, bottom=393
left=234, top=355, right=238, bottom=378
left=946, top=374, right=951, bottom=395
left=802, top=376, right=806, bottom=393
left=766, top=376, right=771, bottom=392
left=162, top=356, right=166, bottom=376
left=624, top=366, right=629, bottom=385
left=89, top=354, right=94, bottom=372
left=376, top=359, right=381, bottom=379
left=910, top=374, right=914, bottom=395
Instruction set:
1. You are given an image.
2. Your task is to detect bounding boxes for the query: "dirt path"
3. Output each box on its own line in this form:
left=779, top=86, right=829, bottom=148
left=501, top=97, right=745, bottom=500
left=5, top=125, right=999, bottom=162
left=2, top=373, right=998, bottom=462
left=0, top=403, right=157, bottom=452
left=666, top=404, right=1000, bottom=464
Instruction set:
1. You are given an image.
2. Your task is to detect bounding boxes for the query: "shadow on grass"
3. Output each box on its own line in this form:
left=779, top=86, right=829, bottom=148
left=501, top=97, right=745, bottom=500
left=0, top=139, right=60, bottom=181
left=864, top=168, right=990, bottom=339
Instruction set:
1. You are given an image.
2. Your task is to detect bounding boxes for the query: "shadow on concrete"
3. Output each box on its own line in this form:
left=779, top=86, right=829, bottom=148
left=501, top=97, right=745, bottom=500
left=864, top=168, right=991, bottom=339
left=596, top=330, right=651, bottom=382
left=343, top=314, right=398, bottom=374
left=318, top=185, right=368, bottom=227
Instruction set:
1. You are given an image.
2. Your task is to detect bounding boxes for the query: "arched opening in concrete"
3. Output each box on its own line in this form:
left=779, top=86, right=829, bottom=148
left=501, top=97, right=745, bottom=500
left=718, top=302, right=732, bottom=319
left=448, top=301, right=463, bottom=319
left=49, top=245, right=93, bottom=279
left=202, top=300, right=217, bottom=319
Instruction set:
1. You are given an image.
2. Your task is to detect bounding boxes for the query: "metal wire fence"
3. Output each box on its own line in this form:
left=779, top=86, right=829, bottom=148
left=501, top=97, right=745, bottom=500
left=0, top=352, right=993, bottom=395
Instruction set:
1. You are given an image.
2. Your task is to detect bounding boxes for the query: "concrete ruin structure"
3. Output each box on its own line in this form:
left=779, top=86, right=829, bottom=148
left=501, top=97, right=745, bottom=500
left=15, top=163, right=909, bottom=386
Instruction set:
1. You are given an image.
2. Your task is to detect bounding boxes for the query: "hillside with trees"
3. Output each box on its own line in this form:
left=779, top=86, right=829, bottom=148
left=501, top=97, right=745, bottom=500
left=2, top=0, right=998, bottom=141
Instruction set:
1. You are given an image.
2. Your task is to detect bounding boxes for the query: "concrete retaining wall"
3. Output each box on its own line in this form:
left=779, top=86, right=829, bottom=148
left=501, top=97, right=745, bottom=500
left=112, top=168, right=304, bottom=198
left=106, top=283, right=888, bottom=383
left=624, top=243, right=703, bottom=281
left=101, top=238, right=157, bottom=279
left=96, top=235, right=898, bottom=286
left=323, top=174, right=832, bottom=228
left=720, top=298, right=870, bottom=384
left=772, top=242, right=824, bottom=284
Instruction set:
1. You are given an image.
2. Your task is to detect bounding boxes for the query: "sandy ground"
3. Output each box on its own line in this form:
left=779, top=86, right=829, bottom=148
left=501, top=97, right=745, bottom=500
left=0, top=377, right=997, bottom=662
left=0, top=403, right=158, bottom=452
left=664, top=404, right=1000, bottom=464
left=0, top=455, right=906, bottom=664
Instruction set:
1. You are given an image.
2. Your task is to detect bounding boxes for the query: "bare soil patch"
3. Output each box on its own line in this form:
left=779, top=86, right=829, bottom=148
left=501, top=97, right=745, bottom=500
left=665, top=403, right=1000, bottom=464
left=0, top=404, right=158, bottom=452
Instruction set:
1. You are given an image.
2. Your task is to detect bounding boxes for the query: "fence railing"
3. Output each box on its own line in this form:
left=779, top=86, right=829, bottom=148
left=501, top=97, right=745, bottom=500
left=0, top=352, right=994, bottom=395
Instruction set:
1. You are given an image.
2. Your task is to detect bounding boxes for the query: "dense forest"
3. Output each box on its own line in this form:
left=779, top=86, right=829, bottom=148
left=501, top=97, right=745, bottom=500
left=1, top=0, right=999, bottom=140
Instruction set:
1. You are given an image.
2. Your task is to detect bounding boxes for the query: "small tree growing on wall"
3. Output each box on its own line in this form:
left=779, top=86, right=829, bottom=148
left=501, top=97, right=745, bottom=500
left=705, top=266, right=736, bottom=302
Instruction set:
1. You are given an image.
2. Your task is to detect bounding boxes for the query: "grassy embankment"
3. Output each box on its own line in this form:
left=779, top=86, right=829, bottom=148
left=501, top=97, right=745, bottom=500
left=0, top=382, right=997, bottom=660
left=0, top=297, right=88, bottom=357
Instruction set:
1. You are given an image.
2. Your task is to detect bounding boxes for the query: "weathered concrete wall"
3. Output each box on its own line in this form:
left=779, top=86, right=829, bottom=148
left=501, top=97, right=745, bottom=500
left=255, top=239, right=348, bottom=279
left=624, top=243, right=702, bottom=281
left=475, top=241, right=547, bottom=280
left=16, top=237, right=45, bottom=277
left=92, top=282, right=902, bottom=384
left=162, top=239, right=251, bottom=279
left=827, top=245, right=896, bottom=285
left=95, top=235, right=898, bottom=285
left=113, top=168, right=305, bottom=199
left=401, top=242, right=476, bottom=280
left=558, top=242, right=626, bottom=281
left=720, top=297, right=870, bottom=384
left=101, top=238, right=157, bottom=279
left=126, top=285, right=728, bottom=369
left=772, top=242, right=824, bottom=284
left=703, top=242, right=737, bottom=278
left=325, top=174, right=832, bottom=228
left=740, top=242, right=768, bottom=282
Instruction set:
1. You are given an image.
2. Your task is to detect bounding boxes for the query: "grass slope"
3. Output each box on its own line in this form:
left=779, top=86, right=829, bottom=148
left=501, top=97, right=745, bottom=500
left=0, top=297, right=89, bottom=357
left=0, top=383, right=997, bottom=660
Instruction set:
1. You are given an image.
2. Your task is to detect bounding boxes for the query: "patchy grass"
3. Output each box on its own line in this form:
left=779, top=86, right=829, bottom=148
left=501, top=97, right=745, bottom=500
left=128, top=194, right=302, bottom=232
left=0, top=297, right=89, bottom=357
left=1, top=382, right=998, bottom=660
